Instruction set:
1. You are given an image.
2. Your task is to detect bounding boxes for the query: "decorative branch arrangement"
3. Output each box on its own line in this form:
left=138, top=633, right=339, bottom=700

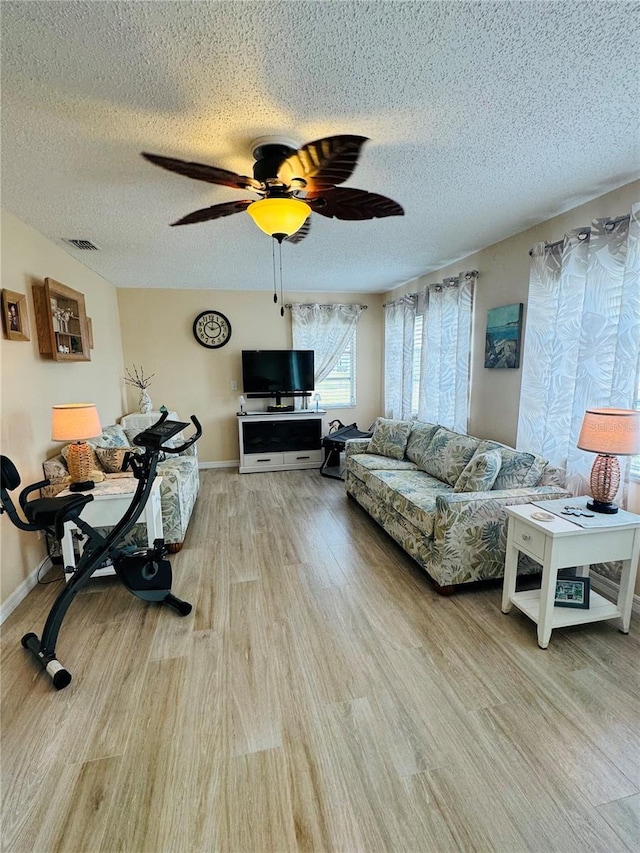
left=123, top=365, right=155, bottom=390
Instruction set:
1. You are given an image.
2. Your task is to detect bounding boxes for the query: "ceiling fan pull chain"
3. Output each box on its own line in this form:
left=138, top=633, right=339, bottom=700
left=272, top=239, right=278, bottom=303
left=279, top=240, right=285, bottom=317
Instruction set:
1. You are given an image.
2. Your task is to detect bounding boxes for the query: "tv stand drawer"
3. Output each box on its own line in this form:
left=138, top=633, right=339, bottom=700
left=283, top=449, right=322, bottom=465
left=244, top=453, right=285, bottom=468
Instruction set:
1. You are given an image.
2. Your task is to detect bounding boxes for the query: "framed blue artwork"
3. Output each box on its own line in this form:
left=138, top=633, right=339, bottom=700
left=484, top=303, right=523, bottom=369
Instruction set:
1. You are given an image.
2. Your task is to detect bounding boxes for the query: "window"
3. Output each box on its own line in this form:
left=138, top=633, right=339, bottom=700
left=315, top=332, right=356, bottom=408
left=411, top=313, right=423, bottom=416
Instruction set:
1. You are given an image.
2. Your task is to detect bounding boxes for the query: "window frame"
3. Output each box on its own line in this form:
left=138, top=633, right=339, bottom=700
left=315, top=331, right=357, bottom=409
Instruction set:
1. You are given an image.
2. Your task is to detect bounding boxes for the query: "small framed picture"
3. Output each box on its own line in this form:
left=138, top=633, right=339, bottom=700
left=1, top=289, right=30, bottom=341
left=555, top=577, right=590, bottom=609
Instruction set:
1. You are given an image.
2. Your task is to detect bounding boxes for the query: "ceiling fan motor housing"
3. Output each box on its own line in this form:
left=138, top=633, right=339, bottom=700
left=252, top=141, right=296, bottom=187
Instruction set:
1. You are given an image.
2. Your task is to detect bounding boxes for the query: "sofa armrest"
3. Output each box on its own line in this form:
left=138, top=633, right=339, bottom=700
left=431, top=485, right=572, bottom=584
left=178, top=442, right=198, bottom=459
left=345, top=438, right=371, bottom=458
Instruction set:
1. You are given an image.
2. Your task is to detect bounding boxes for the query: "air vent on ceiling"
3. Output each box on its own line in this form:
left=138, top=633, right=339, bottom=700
left=65, top=239, right=100, bottom=251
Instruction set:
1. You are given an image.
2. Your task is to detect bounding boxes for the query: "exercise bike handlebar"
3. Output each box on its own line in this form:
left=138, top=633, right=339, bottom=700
left=160, top=415, right=202, bottom=455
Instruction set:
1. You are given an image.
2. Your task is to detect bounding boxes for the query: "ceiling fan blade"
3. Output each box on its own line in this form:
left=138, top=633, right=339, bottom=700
left=285, top=217, right=311, bottom=244
left=142, top=152, right=260, bottom=191
left=308, top=188, right=404, bottom=221
left=278, top=135, right=368, bottom=191
left=171, top=199, right=253, bottom=226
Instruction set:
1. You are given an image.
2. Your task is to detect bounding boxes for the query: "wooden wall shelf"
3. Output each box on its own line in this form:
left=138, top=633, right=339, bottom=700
left=33, top=278, right=91, bottom=362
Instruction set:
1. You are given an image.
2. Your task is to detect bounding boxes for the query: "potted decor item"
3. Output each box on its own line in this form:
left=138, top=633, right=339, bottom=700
left=124, top=365, right=155, bottom=413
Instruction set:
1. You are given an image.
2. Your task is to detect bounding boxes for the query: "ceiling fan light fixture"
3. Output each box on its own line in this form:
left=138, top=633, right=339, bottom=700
left=247, top=197, right=310, bottom=239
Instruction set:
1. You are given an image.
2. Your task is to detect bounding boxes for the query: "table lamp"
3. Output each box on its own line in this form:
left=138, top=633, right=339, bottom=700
left=237, top=395, right=246, bottom=415
left=577, top=407, right=640, bottom=513
left=313, top=392, right=321, bottom=412
left=52, top=403, right=102, bottom=491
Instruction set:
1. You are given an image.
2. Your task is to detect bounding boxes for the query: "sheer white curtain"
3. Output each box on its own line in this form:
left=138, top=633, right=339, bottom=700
left=417, top=272, right=476, bottom=433
left=517, top=203, right=640, bottom=501
left=383, top=295, right=416, bottom=419
left=291, top=303, right=365, bottom=383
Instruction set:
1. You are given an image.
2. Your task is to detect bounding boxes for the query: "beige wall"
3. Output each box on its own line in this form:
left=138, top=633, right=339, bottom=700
left=386, top=180, right=640, bottom=595
left=2, top=182, right=639, bottom=607
left=117, top=289, right=383, bottom=463
left=0, top=211, right=125, bottom=605
left=385, top=179, right=640, bottom=447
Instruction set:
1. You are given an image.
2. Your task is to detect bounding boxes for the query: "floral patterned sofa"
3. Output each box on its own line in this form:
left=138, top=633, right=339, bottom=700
left=42, top=421, right=199, bottom=554
left=345, top=418, right=570, bottom=593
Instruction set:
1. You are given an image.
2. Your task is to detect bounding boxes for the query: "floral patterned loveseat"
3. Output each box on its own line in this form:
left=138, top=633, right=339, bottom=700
left=42, top=421, right=199, bottom=554
left=345, top=418, right=570, bottom=592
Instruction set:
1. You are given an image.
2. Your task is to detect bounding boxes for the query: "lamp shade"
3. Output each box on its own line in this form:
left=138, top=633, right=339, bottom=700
left=51, top=403, right=102, bottom=442
left=247, top=197, right=310, bottom=238
left=577, top=408, right=640, bottom=456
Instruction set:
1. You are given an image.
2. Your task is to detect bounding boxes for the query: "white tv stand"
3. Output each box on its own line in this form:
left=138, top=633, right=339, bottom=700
left=238, top=411, right=326, bottom=473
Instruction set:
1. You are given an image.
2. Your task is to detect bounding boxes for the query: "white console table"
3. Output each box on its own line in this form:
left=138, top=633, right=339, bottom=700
left=238, top=411, right=326, bottom=473
left=59, top=477, right=163, bottom=579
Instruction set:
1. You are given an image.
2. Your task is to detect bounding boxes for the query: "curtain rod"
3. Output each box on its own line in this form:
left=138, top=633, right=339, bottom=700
left=528, top=214, right=630, bottom=256
left=383, top=271, right=478, bottom=307
left=284, top=303, right=368, bottom=309
left=382, top=293, right=419, bottom=308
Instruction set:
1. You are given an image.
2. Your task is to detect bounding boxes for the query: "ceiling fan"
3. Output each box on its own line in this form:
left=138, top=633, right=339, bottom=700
left=141, top=135, right=404, bottom=243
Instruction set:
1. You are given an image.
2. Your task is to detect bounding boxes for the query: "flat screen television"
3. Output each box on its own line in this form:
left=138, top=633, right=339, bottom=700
left=242, top=350, right=314, bottom=401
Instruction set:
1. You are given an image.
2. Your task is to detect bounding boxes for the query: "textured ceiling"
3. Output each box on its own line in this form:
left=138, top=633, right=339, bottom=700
left=1, top=1, right=638, bottom=293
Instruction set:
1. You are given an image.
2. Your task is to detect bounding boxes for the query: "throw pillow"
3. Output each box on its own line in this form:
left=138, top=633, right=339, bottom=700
left=454, top=448, right=502, bottom=492
left=366, top=418, right=412, bottom=460
left=406, top=420, right=440, bottom=468
left=419, top=427, right=480, bottom=485
left=94, top=446, right=135, bottom=473
left=477, top=440, right=548, bottom=489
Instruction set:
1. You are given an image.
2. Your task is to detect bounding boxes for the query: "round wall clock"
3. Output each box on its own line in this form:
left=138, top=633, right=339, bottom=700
left=193, top=310, right=232, bottom=349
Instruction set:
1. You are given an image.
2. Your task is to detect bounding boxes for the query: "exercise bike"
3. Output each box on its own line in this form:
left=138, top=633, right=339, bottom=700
left=0, top=412, right=201, bottom=689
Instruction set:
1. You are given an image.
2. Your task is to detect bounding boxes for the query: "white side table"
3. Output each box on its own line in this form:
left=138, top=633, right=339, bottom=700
left=59, top=477, right=163, bottom=579
left=501, top=500, right=640, bottom=648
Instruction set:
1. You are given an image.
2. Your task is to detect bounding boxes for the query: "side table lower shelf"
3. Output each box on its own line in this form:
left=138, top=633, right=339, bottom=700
left=508, top=589, right=621, bottom=629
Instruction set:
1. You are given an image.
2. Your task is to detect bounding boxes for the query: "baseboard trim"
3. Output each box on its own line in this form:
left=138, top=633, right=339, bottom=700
left=0, top=555, right=52, bottom=625
left=590, top=573, right=640, bottom=616
left=198, top=460, right=239, bottom=470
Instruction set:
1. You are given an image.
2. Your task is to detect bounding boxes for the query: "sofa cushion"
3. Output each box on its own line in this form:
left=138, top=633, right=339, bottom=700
left=367, top=418, right=413, bottom=460
left=405, top=421, right=440, bottom=468
left=349, top=454, right=419, bottom=480
left=454, top=448, right=502, bottom=492
left=419, top=427, right=480, bottom=486
left=366, top=469, right=451, bottom=537
left=478, top=440, right=548, bottom=489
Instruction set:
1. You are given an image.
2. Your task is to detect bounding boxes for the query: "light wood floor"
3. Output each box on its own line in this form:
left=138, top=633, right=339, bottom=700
left=2, top=469, right=639, bottom=853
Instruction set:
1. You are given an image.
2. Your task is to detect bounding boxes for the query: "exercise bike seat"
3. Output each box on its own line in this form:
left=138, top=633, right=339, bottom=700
left=1, top=455, right=93, bottom=540
left=25, top=494, right=94, bottom=540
